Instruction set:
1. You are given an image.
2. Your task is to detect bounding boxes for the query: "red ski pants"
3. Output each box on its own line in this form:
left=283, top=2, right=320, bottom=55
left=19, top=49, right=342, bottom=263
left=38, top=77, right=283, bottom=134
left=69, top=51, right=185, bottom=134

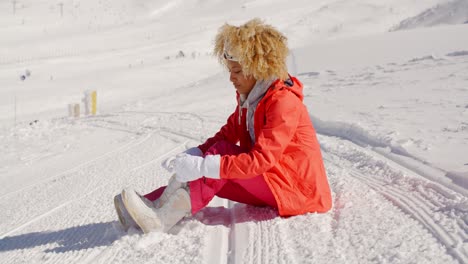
left=144, top=140, right=277, bottom=215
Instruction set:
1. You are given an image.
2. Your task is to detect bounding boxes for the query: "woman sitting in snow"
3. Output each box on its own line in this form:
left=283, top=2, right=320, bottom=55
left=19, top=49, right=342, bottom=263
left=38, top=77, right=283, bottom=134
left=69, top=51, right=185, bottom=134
left=114, top=18, right=332, bottom=233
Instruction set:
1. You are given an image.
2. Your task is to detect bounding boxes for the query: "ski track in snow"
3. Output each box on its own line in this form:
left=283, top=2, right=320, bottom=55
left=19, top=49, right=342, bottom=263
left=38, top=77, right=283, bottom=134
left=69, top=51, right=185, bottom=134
left=320, top=136, right=467, bottom=264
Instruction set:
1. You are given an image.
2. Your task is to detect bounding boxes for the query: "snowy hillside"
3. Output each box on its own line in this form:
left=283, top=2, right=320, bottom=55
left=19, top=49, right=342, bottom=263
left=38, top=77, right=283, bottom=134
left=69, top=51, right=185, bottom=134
left=1, top=0, right=467, bottom=263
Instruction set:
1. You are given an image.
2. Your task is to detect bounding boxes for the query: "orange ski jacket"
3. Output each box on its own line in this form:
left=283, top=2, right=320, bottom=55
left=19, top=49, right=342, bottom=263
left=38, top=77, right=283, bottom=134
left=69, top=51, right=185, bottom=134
left=198, top=77, right=332, bottom=216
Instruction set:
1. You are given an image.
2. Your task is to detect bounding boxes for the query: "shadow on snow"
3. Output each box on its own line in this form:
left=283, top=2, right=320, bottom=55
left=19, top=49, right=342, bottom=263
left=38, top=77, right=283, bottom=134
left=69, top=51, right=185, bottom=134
left=0, top=204, right=280, bottom=253
left=192, top=203, right=279, bottom=227
left=0, top=221, right=124, bottom=253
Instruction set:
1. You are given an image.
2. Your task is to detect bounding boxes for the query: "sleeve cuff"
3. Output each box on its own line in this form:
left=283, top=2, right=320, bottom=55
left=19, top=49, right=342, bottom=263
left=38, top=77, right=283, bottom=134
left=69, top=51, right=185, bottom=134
left=202, top=155, right=221, bottom=179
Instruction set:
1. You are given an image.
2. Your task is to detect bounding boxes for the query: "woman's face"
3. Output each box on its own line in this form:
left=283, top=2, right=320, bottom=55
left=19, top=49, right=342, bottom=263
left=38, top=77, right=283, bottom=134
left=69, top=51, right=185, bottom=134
left=227, top=60, right=256, bottom=96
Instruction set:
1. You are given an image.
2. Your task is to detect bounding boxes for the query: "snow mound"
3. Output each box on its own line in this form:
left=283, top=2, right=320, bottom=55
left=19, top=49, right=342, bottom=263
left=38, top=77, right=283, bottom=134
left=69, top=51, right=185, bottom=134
left=446, top=171, right=468, bottom=189
left=310, top=114, right=411, bottom=156
left=392, top=0, right=468, bottom=31
left=407, top=54, right=444, bottom=62
left=446, top=50, right=468, bottom=56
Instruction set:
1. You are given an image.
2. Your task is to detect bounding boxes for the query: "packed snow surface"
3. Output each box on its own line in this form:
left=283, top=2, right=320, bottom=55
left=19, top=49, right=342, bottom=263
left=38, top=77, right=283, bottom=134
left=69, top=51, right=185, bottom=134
left=1, top=0, right=467, bottom=263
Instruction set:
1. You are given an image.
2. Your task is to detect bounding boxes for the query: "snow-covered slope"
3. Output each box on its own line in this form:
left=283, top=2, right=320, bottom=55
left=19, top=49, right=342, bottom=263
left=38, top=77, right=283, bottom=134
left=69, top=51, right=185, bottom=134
left=0, top=0, right=459, bottom=125
left=392, top=0, right=468, bottom=31
left=1, top=0, right=467, bottom=263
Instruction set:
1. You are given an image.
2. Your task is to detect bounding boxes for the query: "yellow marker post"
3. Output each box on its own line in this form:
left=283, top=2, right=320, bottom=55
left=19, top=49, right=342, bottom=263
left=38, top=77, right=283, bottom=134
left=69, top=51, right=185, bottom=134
left=91, top=90, right=97, bottom=115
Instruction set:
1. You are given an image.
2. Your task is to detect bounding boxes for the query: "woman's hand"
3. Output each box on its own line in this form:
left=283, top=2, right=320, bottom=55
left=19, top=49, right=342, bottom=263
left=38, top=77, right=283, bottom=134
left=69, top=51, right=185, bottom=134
left=174, top=154, right=221, bottom=182
left=162, top=147, right=203, bottom=172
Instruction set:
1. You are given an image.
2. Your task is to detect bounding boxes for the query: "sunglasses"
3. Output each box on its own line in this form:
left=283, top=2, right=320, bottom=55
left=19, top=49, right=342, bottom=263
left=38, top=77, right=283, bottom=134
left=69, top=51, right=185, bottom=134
left=223, top=50, right=238, bottom=61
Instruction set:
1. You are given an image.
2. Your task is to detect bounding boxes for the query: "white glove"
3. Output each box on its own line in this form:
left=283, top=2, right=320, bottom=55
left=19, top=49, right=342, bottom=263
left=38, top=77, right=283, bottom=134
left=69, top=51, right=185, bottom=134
left=162, top=147, right=203, bottom=172
left=174, top=153, right=221, bottom=182
left=184, top=147, right=203, bottom=157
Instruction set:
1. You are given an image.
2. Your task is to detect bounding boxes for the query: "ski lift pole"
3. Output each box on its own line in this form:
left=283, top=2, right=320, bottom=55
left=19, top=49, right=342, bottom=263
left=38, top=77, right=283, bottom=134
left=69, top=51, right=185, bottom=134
left=59, top=2, right=63, bottom=18
left=12, top=0, right=17, bottom=15
left=14, top=94, right=17, bottom=128
left=16, top=70, right=31, bottom=127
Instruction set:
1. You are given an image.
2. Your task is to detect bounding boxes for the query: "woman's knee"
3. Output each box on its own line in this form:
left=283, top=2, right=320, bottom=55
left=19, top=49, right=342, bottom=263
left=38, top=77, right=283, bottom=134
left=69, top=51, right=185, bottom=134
left=205, top=140, right=244, bottom=156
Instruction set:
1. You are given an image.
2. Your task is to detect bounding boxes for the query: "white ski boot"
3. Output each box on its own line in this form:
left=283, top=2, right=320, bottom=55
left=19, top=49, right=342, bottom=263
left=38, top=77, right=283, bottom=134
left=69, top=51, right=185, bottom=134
left=153, top=174, right=185, bottom=208
left=122, top=187, right=191, bottom=233
left=114, top=193, right=140, bottom=231
left=115, top=175, right=185, bottom=231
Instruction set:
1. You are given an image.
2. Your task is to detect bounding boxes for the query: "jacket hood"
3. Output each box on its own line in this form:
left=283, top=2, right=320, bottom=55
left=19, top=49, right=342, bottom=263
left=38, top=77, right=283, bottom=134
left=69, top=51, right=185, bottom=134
left=266, top=76, right=304, bottom=101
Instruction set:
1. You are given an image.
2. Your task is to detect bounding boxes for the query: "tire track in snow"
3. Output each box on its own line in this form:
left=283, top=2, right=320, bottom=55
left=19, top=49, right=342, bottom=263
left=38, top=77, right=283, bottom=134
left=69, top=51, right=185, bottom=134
left=349, top=170, right=467, bottom=264
left=228, top=205, right=293, bottom=264
left=320, top=136, right=467, bottom=264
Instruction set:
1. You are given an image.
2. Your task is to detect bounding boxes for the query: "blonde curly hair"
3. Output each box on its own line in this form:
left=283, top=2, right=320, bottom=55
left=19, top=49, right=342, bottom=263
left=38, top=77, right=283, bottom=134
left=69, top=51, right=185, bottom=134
left=214, top=18, right=289, bottom=81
